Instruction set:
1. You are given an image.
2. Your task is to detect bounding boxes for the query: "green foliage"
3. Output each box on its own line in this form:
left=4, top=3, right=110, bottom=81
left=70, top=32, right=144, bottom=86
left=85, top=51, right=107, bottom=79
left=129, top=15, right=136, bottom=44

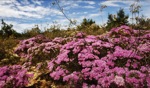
left=77, top=18, right=95, bottom=30
left=80, top=24, right=104, bottom=35
left=74, top=18, right=105, bottom=35
left=43, top=24, right=67, bottom=39
left=23, top=25, right=41, bottom=38
left=81, top=18, right=95, bottom=26
left=0, top=19, right=19, bottom=38
left=135, top=15, right=150, bottom=30
left=106, top=9, right=129, bottom=31
left=0, top=38, right=20, bottom=66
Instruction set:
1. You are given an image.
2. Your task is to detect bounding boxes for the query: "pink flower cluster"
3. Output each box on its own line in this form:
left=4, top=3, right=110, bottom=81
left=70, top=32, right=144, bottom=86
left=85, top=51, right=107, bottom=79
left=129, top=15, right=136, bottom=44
left=15, top=35, right=50, bottom=59
left=48, top=25, right=150, bottom=88
left=15, top=35, right=72, bottom=63
left=15, top=25, right=150, bottom=88
left=0, top=65, right=32, bottom=88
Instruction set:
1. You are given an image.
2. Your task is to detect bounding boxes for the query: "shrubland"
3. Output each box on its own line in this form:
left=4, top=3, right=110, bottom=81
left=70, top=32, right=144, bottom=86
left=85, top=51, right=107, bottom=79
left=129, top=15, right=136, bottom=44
left=0, top=6, right=150, bottom=88
left=4, top=25, right=148, bottom=88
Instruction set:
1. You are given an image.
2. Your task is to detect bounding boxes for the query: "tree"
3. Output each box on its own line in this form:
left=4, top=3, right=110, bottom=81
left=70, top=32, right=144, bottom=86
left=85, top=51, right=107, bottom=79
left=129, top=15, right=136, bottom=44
left=81, top=18, right=95, bottom=26
left=106, top=9, right=129, bottom=31
left=116, top=9, right=129, bottom=25
left=0, top=19, right=14, bottom=37
left=77, top=18, right=95, bottom=31
left=136, top=15, right=150, bottom=30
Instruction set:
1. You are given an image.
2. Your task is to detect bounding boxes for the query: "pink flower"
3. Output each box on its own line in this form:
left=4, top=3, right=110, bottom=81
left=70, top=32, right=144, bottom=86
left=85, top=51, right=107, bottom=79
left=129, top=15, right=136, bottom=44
left=125, top=60, right=131, bottom=67
left=63, top=72, right=79, bottom=83
left=81, top=68, right=90, bottom=73
left=113, top=76, right=125, bottom=86
left=55, top=50, right=70, bottom=64
left=50, top=67, right=67, bottom=80
left=0, top=81, right=5, bottom=88
left=140, top=66, right=147, bottom=72
left=76, top=32, right=86, bottom=38
left=132, top=63, right=138, bottom=69
left=146, top=77, right=150, bottom=87
left=48, top=60, right=54, bottom=71
left=73, top=46, right=81, bottom=54
left=82, top=83, right=88, bottom=88
left=90, top=85, right=96, bottom=88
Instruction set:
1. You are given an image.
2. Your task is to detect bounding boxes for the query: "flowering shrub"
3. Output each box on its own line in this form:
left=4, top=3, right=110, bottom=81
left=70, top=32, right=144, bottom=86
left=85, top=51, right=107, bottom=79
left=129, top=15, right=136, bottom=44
left=14, top=35, right=73, bottom=87
left=0, top=65, right=32, bottom=88
left=15, top=35, right=51, bottom=60
left=15, top=25, right=150, bottom=88
left=15, top=35, right=72, bottom=65
left=47, top=25, right=150, bottom=88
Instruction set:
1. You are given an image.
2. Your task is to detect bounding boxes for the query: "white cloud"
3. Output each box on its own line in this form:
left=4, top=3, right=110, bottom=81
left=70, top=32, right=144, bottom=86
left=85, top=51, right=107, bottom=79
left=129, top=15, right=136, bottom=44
left=0, top=0, right=17, bottom=5
left=31, top=0, right=44, bottom=5
left=20, top=0, right=30, bottom=5
left=0, top=5, right=43, bottom=18
left=60, top=1, right=75, bottom=6
left=84, top=12, right=88, bottom=14
left=77, top=1, right=96, bottom=5
left=100, top=0, right=138, bottom=7
left=72, top=12, right=80, bottom=15
left=101, top=1, right=120, bottom=7
left=82, top=1, right=96, bottom=5
left=2, top=20, right=56, bottom=33
left=2, top=21, right=35, bottom=33
left=0, top=0, right=62, bottom=19
left=61, top=1, right=96, bottom=10
left=63, top=3, right=80, bottom=10
left=83, top=6, right=95, bottom=9
left=88, top=13, right=101, bottom=18
left=17, top=5, right=62, bottom=16
left=84, top=1, right=96, bottom=5
left=0, top=0, right=64, bottom=32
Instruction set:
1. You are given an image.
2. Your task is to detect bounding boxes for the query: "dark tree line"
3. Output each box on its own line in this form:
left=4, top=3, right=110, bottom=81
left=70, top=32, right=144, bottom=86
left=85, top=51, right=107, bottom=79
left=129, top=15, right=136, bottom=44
left=0, top=19, right=20, bottom=38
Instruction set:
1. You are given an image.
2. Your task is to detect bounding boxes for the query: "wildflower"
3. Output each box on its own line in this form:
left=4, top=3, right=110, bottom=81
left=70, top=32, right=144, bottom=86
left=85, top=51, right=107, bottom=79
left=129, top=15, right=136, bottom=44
left=113, top=76, right=125, bottom=86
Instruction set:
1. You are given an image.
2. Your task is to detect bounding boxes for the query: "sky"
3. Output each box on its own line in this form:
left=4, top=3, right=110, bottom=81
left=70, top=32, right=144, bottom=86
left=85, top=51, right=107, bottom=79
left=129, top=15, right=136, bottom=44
left=0, top=0, right=150, bottom=33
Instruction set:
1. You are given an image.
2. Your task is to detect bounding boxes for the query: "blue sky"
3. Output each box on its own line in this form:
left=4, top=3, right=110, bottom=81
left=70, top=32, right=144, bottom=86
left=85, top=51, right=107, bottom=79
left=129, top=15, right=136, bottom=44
left=0, top=0, right=150, bottom=33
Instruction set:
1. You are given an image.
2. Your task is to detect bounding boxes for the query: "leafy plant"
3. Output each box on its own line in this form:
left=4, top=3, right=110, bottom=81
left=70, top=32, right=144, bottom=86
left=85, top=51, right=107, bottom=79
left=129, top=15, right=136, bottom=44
left=0, top=19, right=20, bottom=38
left=106, top=9, right=129, bottom=31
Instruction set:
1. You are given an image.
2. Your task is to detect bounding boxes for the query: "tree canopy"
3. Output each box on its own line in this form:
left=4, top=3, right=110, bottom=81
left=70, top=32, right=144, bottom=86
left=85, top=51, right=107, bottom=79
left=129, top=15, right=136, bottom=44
left=106, top=9, right=129, bottom=30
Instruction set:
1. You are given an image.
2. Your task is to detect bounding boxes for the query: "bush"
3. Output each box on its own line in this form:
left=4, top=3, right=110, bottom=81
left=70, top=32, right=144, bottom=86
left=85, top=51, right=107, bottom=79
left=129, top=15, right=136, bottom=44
left=14, top=25, right=150, bottom=88
left=0, top=38, right=20, bottom=66
left=0, top=65, right=32, bottom=88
